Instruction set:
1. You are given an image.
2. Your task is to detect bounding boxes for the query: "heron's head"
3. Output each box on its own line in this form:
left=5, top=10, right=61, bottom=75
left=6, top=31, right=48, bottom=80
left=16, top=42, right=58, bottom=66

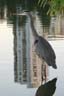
left=13, top=11, right=35, bottom=20
left=20, top=11, right=35, bottom=19
left=13, top=11, right=32, bottom=16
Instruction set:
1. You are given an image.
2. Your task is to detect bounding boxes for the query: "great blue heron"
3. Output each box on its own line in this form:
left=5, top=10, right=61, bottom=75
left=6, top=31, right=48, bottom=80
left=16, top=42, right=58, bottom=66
left=27, top=12, right=57, bottom=69
left=14, top=11, right=57, bottom=69
left=35, top=78, right=57, bottom=96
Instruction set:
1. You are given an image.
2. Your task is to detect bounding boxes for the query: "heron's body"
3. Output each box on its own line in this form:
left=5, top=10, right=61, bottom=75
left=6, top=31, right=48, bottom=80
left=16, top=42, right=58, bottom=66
left=34, top=36, right=56, bottom=69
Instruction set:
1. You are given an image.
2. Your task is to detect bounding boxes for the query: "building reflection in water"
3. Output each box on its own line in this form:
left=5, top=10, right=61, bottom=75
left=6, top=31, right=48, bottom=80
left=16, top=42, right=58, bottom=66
left=13, top=7, right=48, bottom=88
left=35, top=78, right=57, bottom=96
left=48, top=15, right=64, bottom=40
left=13, top=14, right=27, bottom=84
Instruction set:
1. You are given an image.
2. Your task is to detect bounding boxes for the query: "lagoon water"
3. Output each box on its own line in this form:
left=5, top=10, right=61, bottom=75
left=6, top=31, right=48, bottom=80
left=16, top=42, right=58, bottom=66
left=0, top=20, right=64, bottom=96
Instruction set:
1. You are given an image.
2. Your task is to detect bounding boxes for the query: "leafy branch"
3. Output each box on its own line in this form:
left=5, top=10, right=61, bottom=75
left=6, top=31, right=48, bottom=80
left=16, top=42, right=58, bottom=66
left=38, top=0, right=64, bottom=15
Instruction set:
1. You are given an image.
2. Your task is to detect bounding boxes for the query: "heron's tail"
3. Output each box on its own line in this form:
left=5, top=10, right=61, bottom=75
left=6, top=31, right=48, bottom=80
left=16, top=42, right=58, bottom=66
left=51, top=59, right=57, bottom=69
left=46, top=58, right=57, bottom=69
left=52, top=63, right=57, bottom=69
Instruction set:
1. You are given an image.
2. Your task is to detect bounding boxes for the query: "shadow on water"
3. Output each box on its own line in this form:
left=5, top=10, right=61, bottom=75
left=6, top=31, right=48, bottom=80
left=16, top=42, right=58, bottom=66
left=35, top=78, right=57, bottom=96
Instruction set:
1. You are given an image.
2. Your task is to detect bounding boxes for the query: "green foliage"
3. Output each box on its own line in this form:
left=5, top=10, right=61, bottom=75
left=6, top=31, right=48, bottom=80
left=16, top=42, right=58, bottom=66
left=38, top=0, right=64, bottom=15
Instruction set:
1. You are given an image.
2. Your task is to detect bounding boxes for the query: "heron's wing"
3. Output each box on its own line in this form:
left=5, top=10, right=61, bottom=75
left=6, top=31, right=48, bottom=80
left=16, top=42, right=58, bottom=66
left=35, top=36, right=56, bottom=67
left=39, top=36, right=56, bottom=59
left=35, top=38, right=46, bottom=59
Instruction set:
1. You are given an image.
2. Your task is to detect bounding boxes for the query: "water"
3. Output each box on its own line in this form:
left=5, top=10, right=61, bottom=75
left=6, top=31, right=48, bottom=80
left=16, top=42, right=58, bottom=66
left=0, top=2, right=64, bottom=96
left=49, top=40, right=64, bottom=96
left=0, top=18, right=64, bottom=96
left=0, top=21, right=36, bottom=96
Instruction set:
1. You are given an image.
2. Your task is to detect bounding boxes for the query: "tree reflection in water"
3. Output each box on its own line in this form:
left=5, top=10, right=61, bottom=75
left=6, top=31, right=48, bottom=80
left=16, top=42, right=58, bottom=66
left=35, top=78, right=57, bottom=96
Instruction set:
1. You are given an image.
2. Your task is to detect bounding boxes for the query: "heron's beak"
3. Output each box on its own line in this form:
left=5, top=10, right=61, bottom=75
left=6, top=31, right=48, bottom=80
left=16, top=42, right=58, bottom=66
left=12, top=10, right=27, bottom=16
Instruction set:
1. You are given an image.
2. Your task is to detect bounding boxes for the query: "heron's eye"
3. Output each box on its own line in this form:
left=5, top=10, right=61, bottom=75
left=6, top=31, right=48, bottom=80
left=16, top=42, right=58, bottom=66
left=34, top=40, right=38, bottom=44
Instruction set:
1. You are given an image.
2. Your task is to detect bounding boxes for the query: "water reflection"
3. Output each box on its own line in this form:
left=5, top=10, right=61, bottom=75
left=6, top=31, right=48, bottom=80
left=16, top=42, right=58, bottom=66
left=0, top=1, right=64, bottom=96
left=35, top=78, right=57, bottom=96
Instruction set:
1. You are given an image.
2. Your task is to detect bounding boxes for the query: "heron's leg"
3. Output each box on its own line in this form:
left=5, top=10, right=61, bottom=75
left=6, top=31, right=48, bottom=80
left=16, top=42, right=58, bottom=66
left=41, top=59, right=47, bottom=84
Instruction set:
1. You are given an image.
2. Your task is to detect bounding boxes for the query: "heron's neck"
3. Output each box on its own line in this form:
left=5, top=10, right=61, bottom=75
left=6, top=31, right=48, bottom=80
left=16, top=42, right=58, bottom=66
left=29, top=14, right=38, bottom=38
